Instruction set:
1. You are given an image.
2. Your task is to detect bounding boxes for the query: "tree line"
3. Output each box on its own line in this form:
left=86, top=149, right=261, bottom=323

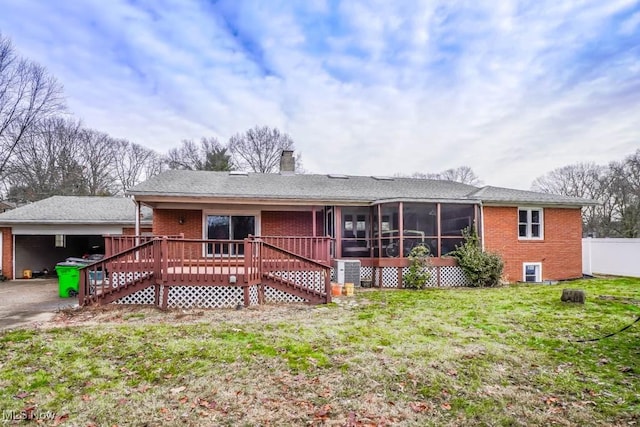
left=532, top=149, right=640, bottom=238
left=0, top=32, right=300, bottom=203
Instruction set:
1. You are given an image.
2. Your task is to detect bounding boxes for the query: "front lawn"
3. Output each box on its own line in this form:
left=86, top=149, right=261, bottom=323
left=0, top=277, right=638, bottom=426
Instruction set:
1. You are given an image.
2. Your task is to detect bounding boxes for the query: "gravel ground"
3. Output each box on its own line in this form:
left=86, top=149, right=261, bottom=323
left=0, top=278, right=76, bottom=330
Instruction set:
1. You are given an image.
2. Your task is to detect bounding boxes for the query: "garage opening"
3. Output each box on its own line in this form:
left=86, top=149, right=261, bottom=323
left=15, top=235, right=104, bottom=277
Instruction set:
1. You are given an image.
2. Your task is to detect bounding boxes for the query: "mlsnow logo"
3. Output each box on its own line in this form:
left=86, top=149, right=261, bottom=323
left=2, top=409, right=56, bottom=421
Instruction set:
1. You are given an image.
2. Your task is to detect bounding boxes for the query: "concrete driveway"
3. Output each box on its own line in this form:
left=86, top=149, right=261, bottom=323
left=0, top=278, right=77, bottom=330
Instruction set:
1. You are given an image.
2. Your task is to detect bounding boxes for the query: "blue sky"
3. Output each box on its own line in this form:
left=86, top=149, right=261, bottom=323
left=1, top=0, right=639, bottom=189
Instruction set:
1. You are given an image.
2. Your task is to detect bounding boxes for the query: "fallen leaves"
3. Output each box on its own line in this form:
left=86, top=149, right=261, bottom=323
left=409, top=401, right=430, bottom=413
left=313, top=404, right=332, bottom=420
left=52, top=414, right=69, bottom=426
left=170, top=386, right=186, bottom=394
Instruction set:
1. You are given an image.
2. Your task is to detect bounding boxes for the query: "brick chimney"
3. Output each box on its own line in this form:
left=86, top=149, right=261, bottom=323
left=279, top=150, right=295, bottom=174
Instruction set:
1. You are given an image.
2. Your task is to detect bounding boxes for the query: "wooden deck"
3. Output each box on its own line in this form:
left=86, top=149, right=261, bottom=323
left=79, top=237, right=332, bottom=307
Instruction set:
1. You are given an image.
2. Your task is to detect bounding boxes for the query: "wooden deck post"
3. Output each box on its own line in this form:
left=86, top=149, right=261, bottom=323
left=78, top=269, right=86, bottom=306
left=161, top=237, right=168, bottom=284
left=324, top=270, right=331, bottom=303
left=154, top=285, right=160, bottom=307
left=162, top=285, right=169, bottom=310
left=104, top=235, right=112, bottom=258
left=243, top=286, right=250, bottom=307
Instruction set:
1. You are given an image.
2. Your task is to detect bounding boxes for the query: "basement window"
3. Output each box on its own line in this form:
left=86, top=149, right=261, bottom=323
left=55, top=234, right=66, bottom=248
left=523, top=263, right=542, bottom=282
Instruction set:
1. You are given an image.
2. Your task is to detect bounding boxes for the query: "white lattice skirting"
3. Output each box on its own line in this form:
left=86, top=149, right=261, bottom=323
left=370, top=265, right=470, bottom=288
left=111, top=266, right=471, bottom=307
left=114, top=285, right=263, bottom=308
left=264, top=286, right=306, bottom=303
left=269, top=270, right=325, bottom=293
left=114, top=287, right=156, bottom=305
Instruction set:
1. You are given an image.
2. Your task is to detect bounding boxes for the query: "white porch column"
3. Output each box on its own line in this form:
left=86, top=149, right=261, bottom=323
left=135, top=200, right=141, bottom=237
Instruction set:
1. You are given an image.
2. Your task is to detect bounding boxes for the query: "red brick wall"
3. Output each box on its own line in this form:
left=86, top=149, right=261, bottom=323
left=262, top=211, right=315, bottom=236
left=153, top=210, right=202, bottom=239
left=1, top=227, right=13, bottom=279
left=483, top=207, right=583, bottom=282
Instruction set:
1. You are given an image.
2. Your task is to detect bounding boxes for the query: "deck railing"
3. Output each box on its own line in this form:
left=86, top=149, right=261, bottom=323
left=258, top=235, right=331, bottom=264
left=79, top=239, right=157, bottom=306
left=104, top=234, right=184, bottom=257
left=80, top=235, right=329, bottom=307
left=161, top=239, right=261, bottom=285
left=260, top=241, right=331, bottom=300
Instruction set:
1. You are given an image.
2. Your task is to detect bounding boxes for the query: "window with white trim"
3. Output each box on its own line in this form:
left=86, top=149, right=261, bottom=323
left=523, top=263, right=542, bottom=282
left=55, top=234, right=66, bottom=248
left=518, top=208, right=543, bottom=239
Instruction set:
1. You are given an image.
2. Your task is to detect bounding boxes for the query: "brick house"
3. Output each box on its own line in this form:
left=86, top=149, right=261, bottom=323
left=0, top=153, right=595, bottom=308
left=85, top=152, right=593, bottom=309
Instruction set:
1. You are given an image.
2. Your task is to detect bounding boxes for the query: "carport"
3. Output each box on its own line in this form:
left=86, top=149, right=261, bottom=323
left=0, top=196, right=152, bottom=280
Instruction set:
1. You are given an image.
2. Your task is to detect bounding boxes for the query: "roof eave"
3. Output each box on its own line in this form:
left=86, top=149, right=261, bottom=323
left=0, top=220, right=152, bottom=226
left=481, top=200, right=599, bottom=208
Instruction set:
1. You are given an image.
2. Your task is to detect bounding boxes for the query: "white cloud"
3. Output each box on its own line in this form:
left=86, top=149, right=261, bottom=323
left=0, top=0, right=638, bottom=190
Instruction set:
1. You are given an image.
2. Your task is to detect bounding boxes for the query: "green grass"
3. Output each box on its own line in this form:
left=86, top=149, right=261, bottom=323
left=0, top=277, right=638, bottom=426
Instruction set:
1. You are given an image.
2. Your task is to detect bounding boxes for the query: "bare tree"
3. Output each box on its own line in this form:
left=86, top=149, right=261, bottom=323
left=607, top=150, right=640, bottom=237
left=78, top=128, right=118, bottom=195
left=0, top=32, right=65, bottom=177
left=228, top=126, right=300, bottom=173
left=113, top=139, right=163, bottom=194
left=531, top=152, right=640, bottom=238
left=402, top=166, right=482, bottom=185
left=531, top=162, right=610, bottom=235
left=167, top=137, right=233, bottom=171
left=5, top=117, right=85, bottom=202
left=436, top=166, right=482, bottom=186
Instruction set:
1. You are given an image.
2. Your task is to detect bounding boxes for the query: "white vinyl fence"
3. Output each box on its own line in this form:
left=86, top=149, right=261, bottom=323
left=582, top=238, right=640, bottom=278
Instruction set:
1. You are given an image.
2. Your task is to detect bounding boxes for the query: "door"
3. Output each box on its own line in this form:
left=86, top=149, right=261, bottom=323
left=206, top=215, right=255, bottom=255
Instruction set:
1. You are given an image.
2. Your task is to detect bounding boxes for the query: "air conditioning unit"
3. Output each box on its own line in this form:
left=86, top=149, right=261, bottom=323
left=333, top=259, right=361, bottom=286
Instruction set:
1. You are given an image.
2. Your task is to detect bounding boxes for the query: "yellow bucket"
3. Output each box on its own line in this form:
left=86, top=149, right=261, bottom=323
left=343, top=282, right=354, bottom=296
left=23, top=269, right=32, bottom=279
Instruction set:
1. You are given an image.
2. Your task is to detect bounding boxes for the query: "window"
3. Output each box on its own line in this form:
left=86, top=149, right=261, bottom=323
left=518, top=208, right=543, bottom=239
left=55, top=234, right=66, bottom=248
left=523, top=263, right=542, bottom=282
left=206, top=215, right=255, bottom=255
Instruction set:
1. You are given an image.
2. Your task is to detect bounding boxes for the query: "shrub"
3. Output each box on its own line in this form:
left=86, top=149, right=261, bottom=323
left=452, top=228, right=504, bottom=287
left=403, top=245, right=432, bottom=289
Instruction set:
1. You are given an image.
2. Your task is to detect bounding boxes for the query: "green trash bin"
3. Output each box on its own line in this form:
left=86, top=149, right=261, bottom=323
left=56, top=261, right=87, bottom=298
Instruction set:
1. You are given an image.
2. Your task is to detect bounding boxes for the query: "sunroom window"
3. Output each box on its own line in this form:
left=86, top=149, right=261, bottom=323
left=518, top=208, right=543, bottom=239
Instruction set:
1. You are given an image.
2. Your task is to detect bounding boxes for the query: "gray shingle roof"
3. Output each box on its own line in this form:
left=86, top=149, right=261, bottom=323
left=128, top=170, right=480, bottom=203
left=128, top=170, right=597, bottom=207
left=0, top=196, right=152, bottom=224
left=467, top=186, right=599, bottom=206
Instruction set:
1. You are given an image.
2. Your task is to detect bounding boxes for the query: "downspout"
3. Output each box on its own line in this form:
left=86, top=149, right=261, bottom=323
left=12, top=233, right=16, bottom=280
left=479, top=202, right=485, bottom=251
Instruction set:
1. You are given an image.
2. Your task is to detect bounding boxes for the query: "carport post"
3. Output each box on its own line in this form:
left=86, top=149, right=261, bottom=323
left=135, top=200, right=141, bottom=241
